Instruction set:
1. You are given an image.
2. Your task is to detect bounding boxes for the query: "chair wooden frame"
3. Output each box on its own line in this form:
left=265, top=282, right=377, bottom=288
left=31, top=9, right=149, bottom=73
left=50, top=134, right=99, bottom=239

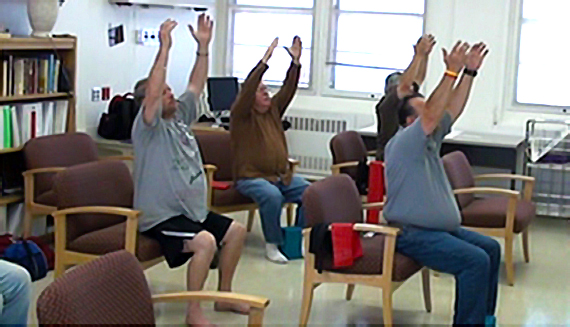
left=22, top=155, right=135, bottom=238
left=454, top=173, right=535, bottom=286
left=153, top=291, right=270, bottom=326
left=52, top=205, right=163, bottom=278
left=331, top=154, right=384, bottom=204
left=299, top=205, right=431, bottom=327
left=204, top=159, right=300, bottom=232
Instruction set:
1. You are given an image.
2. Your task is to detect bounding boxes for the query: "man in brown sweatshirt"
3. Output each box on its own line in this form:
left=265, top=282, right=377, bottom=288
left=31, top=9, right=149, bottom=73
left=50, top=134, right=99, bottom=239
left=230, top=36, right=309, bottom=264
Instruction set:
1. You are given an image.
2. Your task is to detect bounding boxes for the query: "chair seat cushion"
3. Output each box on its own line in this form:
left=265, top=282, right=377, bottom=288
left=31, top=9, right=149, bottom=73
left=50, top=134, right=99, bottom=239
left=36, top=190, right=57, bottom=207
left=461, top=197, right=536, bottom=233
left=68, top=222, right=163, bottom=262
left=211, top=183, right=254, bottom=207
left=321, top=234, right=422, bottom=282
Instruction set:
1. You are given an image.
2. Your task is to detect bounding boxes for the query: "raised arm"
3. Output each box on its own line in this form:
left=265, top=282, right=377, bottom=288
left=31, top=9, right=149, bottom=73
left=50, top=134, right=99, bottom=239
left=142, top=19, right=177, bottom=125
left=421, top=41, right=469, bottom=135
left=187, top=14, right=214, bottom=97
left=397, top=34, right=436, bottom=98
left=446, top=43, right=489, bottom=121
left=272, top=36, right=302, bottom=116
left=230, top=38, right=278, bottom=117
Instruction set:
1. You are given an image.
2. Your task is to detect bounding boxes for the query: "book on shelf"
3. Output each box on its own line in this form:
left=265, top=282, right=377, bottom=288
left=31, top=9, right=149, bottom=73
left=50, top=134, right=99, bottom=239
left=0, top=100, right=68, bottom=150
left=0, top=52, right=70, bottom=97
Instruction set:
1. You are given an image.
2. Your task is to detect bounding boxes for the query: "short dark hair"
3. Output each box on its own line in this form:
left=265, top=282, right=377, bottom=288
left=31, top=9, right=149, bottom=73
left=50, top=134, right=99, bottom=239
left=133, top=78, right=148, bottom=109
left=398, top=92, right=424, bottom=126
left=385, top=72, right=402, bottom=93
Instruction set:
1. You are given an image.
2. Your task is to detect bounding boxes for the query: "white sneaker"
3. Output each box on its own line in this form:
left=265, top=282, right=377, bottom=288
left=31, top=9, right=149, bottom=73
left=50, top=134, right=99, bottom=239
left=265, top=244, right=288, bottom=264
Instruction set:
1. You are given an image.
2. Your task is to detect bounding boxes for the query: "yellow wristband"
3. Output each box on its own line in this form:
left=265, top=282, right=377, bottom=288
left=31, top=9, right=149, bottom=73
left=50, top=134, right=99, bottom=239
left=445, top=70, right=459, bottom=78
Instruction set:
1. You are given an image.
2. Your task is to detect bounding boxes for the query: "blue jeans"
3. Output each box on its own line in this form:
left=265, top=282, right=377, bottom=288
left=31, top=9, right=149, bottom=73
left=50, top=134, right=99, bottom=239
left=0, top=260, right=32, bottom=326
left=235, top=175, right=310, bottom=245
left=395, top=226, right=500, bottom=325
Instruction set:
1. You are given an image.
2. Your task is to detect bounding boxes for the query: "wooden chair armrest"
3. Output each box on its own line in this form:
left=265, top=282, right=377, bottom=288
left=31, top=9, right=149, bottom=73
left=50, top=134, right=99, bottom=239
left=100, top=155, right=135, bottom=161
left=288, top=158, right=300, bottom=166
left=453, top=187, right=519, bottom=198
left=22, top=167, right=67, bottom=177
left=362, top=202, right=385, bottom=211
left=474, top=174, right=535, bottom=183
left=52, top=206, right=141, bottom=220
left=331, top=161, right=359, bottom=175
left=152, top=291, right=270, bottom=309
left=203, top=164, right=218, bottom=173
left=353, top=223, right=399, bottom=236
left=367, top=150, right=376, bottom=156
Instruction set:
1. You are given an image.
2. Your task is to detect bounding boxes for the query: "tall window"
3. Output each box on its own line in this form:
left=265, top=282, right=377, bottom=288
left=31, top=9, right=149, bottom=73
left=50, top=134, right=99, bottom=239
left=516, top=0, right=569, bottom=107
left=328, top=0, right=425, bottom=95
left=229, top=0, right=314, bottom=88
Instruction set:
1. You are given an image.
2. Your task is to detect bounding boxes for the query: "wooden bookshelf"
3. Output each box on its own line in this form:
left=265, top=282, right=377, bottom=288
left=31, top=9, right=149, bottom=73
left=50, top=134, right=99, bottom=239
left=0, top=37, right=76, bottom=51
left=0, top=194, right=23, bottom=206
left=0, top=92, right=71, bottom=103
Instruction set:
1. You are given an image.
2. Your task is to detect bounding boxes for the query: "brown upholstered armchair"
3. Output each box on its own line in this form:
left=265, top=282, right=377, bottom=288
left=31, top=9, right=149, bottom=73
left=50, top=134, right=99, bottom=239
left=22, top=132, right=133, bottom=238
left=329, top=131, right=376, bottom=176
left=442, top=151, right=536, bottom=286
left=299, top=175, right=431, bottom=327
left=37, top=250, right=270, bottom=325
left=51, top=160, right=162, bottom=278
left=195, top=133, right=297, bottom=232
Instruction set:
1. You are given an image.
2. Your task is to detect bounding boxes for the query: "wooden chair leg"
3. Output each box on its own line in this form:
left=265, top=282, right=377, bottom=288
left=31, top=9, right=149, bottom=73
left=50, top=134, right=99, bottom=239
left=54, top=257, right=66, bottom=279
left=505, top=234, right=515, bottom=286
left=286, top=204, right=294, bottom=227
left=247, top=210, right=255, bottom=232
left=421, top=268, right=432, bottom=313
left=23, top=208, right=33, bottom=238
left=299, top=279, right=315, bottom=326
left=247, top=307, right=264, bottom=326
left=382, top=289, right=393, bottom=327
left=522, top=229, right=530, bottom=263
left=346, top=284, right=355, bottom=301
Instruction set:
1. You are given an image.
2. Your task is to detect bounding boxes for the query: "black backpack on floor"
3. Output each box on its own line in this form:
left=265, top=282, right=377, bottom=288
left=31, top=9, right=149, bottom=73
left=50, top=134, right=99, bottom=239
left=98, top=93, right=139, bottom=140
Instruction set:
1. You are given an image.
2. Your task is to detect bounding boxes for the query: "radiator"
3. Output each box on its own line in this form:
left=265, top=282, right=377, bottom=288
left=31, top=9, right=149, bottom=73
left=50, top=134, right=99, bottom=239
left=284, top=109, right=363, bottom=177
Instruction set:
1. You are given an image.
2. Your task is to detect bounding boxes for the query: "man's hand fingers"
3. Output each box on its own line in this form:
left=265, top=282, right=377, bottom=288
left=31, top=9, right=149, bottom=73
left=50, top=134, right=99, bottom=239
left=452, top=41, right=461, bottom=52
left=188, top=24, right=195, bottom=35
left=442, top=48, right=448, bottom=58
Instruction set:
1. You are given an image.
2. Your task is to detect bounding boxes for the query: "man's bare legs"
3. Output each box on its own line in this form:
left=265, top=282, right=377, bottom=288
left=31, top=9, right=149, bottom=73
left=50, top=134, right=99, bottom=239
left=214, top=222, right=249, bottom=314
left=183, top=231, right=217, bottom=326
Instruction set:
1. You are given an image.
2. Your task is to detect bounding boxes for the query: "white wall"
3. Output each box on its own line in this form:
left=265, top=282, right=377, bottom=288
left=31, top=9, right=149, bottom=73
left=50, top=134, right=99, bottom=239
left=1, top=0, right=566, bottom=135
left=0, top=0, right=210, bottom=132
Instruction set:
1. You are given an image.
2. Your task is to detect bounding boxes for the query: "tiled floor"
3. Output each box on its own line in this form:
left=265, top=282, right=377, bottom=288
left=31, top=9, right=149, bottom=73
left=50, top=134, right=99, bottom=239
left=30, top=213, right=570, bottom=326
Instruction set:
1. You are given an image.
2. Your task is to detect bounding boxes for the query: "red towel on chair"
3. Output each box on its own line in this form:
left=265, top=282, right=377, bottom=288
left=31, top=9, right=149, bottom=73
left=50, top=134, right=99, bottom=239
left=331, top=223, right=363, bottom=268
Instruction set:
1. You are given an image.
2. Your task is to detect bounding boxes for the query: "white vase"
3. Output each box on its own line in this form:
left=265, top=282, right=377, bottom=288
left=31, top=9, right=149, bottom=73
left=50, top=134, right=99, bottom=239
left=27, top=0, right=59, bottom=37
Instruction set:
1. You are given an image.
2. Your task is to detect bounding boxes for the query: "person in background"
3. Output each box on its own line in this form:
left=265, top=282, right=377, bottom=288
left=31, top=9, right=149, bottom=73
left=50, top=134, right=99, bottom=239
left=132, top=15, right=249, bottom=326
left=230, top=37, right=310, bottom=264
left=383, top=41, right=498, bottom=325
left=0, top=260, right=32, bottom=326
left=375, top=34, right=436, bottom=161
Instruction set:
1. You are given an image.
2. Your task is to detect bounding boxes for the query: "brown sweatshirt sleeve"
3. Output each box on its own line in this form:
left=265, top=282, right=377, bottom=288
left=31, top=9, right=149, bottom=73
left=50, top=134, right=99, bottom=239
left=271, top=62, right=301, bottom=117
left=231, top=61, right=269, bottom=118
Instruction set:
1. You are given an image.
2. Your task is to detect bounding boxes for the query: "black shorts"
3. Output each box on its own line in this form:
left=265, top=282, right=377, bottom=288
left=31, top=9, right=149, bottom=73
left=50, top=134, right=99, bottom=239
left=143, top=212, right=233, bottom=268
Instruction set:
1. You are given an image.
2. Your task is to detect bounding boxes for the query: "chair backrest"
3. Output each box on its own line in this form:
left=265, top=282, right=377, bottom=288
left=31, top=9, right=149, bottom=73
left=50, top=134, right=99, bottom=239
left=330, top=131, right=368, bottom=180
left=195, top=133, right=233, bottom=181
left=53, top=160, right=133, bottom=243
left=23, top=133, right=99, bottom=197
left=37, top=250, right=155, bottom=324
left=442, top=151, right=475, bottom=208
left=303, top=174, right=363, bottom=228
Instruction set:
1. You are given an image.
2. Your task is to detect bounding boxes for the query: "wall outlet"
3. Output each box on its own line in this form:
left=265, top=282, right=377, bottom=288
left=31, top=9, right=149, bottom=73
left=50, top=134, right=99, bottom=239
left=91, top=87, right=102, bottom=102
left=137, top=28, right=160, bottom=46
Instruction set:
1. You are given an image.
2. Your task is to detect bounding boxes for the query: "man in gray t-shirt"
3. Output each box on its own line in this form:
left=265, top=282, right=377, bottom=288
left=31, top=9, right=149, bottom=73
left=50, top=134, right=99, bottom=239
left=132, top=16, right=250, bottom=326
left=383, top=41, right=500, bottom=326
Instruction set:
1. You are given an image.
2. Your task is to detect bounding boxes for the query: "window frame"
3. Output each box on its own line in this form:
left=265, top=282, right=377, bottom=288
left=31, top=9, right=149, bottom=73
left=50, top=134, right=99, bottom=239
left=225, top=0, right=317, bottom=92
left=503, top=0, right=570, bottom=114
left=321, top=0, right=427, bottom=100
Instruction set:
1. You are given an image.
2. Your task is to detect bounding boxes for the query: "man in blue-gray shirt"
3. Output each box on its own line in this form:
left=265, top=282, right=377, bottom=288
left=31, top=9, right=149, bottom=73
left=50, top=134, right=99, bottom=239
left=384, top=41, right=499, bottom=326
left=132, top=16, right=249, bottom=326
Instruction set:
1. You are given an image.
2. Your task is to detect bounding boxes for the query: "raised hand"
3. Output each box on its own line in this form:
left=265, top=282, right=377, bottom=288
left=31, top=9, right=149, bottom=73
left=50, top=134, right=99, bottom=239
left=262, top=37, right=279, bottom=64
left=415, top=34, right=436, bottom=56
left=188, top=13, right=213, bottom=47
left=285, top=36, right=302, bottom=64
left=442, top=41, right=469, bottom=73
left=465, top=42, right=489, bottom=71
left=159, top=19, right=178, bottom=50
